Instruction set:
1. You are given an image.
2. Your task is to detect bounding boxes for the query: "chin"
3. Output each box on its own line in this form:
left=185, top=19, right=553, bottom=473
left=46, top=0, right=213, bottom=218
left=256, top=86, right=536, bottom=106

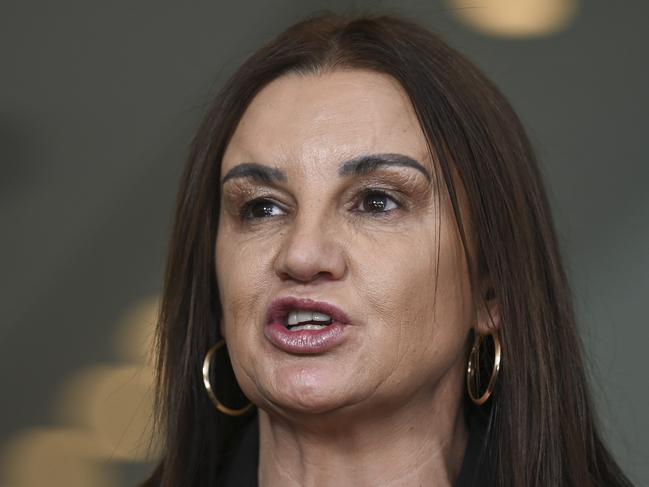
left=259, top=360, right=364, bottom=416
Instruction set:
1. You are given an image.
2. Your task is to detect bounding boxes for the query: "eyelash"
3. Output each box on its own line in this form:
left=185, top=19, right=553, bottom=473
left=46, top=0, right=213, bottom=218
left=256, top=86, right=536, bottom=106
left=239, top=189, right=402, bottom=221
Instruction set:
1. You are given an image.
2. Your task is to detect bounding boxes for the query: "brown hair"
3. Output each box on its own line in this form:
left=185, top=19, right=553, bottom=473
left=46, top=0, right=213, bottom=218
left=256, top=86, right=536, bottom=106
left=143, top=13, right=633, bottom=487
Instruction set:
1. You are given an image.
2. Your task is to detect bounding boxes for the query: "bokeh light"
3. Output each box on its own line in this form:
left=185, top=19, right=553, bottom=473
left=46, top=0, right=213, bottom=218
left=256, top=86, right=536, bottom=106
left=1, top=296, right=161, bottom=485
left=1, top=428, right=116, bottom=487
left=56, top=364, right=160, bottom=462
left=448, top=0, right=579, bottom=37
left=114, top=295, right=159, bottom=366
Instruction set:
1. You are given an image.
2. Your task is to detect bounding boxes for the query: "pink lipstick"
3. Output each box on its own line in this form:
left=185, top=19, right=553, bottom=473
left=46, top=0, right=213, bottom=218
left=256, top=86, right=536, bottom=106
left=264, top=297, right=351, bottom=354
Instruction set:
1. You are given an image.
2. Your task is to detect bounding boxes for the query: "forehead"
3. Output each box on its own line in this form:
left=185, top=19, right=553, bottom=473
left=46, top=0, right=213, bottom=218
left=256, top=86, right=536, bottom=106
left=221, top=69, right=432, bottom=175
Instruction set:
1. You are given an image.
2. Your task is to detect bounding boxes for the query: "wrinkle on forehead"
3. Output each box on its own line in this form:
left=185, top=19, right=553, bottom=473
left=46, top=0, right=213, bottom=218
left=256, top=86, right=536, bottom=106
left=221, top=69, right=434, bottom=179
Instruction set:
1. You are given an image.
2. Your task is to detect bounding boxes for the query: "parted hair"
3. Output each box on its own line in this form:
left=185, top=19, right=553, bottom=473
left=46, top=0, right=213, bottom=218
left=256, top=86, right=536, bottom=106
left=142, top=13, right=634, bottom=487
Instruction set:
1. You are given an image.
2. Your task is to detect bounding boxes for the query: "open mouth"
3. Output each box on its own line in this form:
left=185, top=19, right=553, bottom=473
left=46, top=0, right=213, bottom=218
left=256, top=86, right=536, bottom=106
left=266, top=296, right=351, bottom=330
left=265, top=297, right=351, bottom=353
left=284, top=309, right=333, bottom=331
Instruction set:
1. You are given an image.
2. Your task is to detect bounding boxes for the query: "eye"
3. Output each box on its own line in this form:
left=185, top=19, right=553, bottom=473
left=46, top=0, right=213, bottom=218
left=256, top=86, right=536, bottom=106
left=356, top=190, right=400, bottom=214
left=240, top=198, right=286, bottom=220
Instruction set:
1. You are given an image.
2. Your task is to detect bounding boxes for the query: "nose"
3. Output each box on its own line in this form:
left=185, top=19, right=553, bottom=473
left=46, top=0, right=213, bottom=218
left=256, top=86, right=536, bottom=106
left=274, top=212, right=347, bottom=284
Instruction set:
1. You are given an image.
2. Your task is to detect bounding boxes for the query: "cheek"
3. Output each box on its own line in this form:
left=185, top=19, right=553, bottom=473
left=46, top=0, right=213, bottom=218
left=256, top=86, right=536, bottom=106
left=215, top=229, right=272, bottom=340
left=350, top=229, right=442, bottom=324
left=353, top=225, right=472, bottom=373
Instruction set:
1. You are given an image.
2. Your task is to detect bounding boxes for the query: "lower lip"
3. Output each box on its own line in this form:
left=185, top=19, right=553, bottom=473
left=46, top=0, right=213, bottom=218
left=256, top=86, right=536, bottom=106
left=264, top=322, right=348, bottom=354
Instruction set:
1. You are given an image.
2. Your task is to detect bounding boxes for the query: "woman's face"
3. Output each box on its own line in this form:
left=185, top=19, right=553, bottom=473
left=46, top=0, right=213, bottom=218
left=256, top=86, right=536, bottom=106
left=216, top=70, right=480, bottom=419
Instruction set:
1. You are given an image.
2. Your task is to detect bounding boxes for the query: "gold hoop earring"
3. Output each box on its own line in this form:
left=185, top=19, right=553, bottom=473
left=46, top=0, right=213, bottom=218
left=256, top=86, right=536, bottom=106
left=466, top=329, right=501, bottom=406
left=202, top=339, right=254, bottom=416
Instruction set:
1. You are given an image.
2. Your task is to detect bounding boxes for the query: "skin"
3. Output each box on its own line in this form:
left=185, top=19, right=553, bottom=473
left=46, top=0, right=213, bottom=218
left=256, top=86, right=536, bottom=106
left=215, top=70, right=500, bottom=486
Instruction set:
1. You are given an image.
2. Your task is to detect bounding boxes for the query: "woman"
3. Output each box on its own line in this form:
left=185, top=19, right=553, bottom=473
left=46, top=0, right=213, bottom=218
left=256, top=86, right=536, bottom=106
left=142, top=14, right=634, bottom=487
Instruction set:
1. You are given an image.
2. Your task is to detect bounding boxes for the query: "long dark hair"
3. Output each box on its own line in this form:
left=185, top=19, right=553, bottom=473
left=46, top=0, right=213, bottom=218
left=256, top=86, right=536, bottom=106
left=142, top=13, right=633, bottom=487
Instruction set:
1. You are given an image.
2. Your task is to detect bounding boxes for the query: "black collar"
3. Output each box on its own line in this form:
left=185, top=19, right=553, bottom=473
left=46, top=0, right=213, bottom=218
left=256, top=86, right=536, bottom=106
left=218, top=411, right=492, bottom=486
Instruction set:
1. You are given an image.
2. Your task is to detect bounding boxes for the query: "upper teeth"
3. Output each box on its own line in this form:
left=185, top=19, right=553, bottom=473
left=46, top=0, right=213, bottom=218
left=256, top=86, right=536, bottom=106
left=287, top=309, right=332, bottom=326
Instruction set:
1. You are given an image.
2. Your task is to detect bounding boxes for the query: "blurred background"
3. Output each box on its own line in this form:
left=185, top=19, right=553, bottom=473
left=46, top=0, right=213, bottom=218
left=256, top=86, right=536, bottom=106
left=1, top=0, right=647, bottom=485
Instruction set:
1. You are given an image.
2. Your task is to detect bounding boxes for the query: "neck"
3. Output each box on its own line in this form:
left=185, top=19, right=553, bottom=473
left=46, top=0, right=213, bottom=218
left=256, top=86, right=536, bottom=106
left=257, top=380, right=468, bottom=487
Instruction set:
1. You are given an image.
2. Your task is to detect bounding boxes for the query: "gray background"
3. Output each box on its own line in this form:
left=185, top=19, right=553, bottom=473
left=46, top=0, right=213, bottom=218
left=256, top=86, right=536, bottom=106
left=1, top=1, right=647, bottom=485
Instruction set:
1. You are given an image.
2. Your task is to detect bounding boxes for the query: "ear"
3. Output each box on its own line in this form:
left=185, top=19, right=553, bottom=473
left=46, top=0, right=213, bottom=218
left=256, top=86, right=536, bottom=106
left=475, top=284, right=501, bottom=334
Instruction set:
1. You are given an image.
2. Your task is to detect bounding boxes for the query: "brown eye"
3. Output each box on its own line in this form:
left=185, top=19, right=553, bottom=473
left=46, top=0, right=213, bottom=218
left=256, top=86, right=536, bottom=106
left=357, top=191, right=399, bottom=214
left=241, top=199, right=286, bottom=220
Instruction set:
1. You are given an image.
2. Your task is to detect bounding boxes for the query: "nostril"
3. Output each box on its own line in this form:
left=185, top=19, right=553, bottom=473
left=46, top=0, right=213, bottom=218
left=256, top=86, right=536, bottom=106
left=273, top=229, right=347, bottom=283
left=276, top=267, right=334, bottom=284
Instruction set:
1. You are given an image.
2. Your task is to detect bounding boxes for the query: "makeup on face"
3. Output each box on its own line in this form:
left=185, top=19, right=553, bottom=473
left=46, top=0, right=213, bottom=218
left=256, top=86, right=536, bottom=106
left=220, top=154, right=435, bottom=229
left=215, top=70, right=473, bottom=417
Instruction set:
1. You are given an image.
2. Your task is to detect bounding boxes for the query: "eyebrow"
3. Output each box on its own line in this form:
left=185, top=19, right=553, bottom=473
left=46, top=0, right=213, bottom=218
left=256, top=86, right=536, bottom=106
left=221, top=153, right=431, bottom=186
left=338, top=153, right=431, bottom=182
left=221, top=162, right=288, bottom=185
